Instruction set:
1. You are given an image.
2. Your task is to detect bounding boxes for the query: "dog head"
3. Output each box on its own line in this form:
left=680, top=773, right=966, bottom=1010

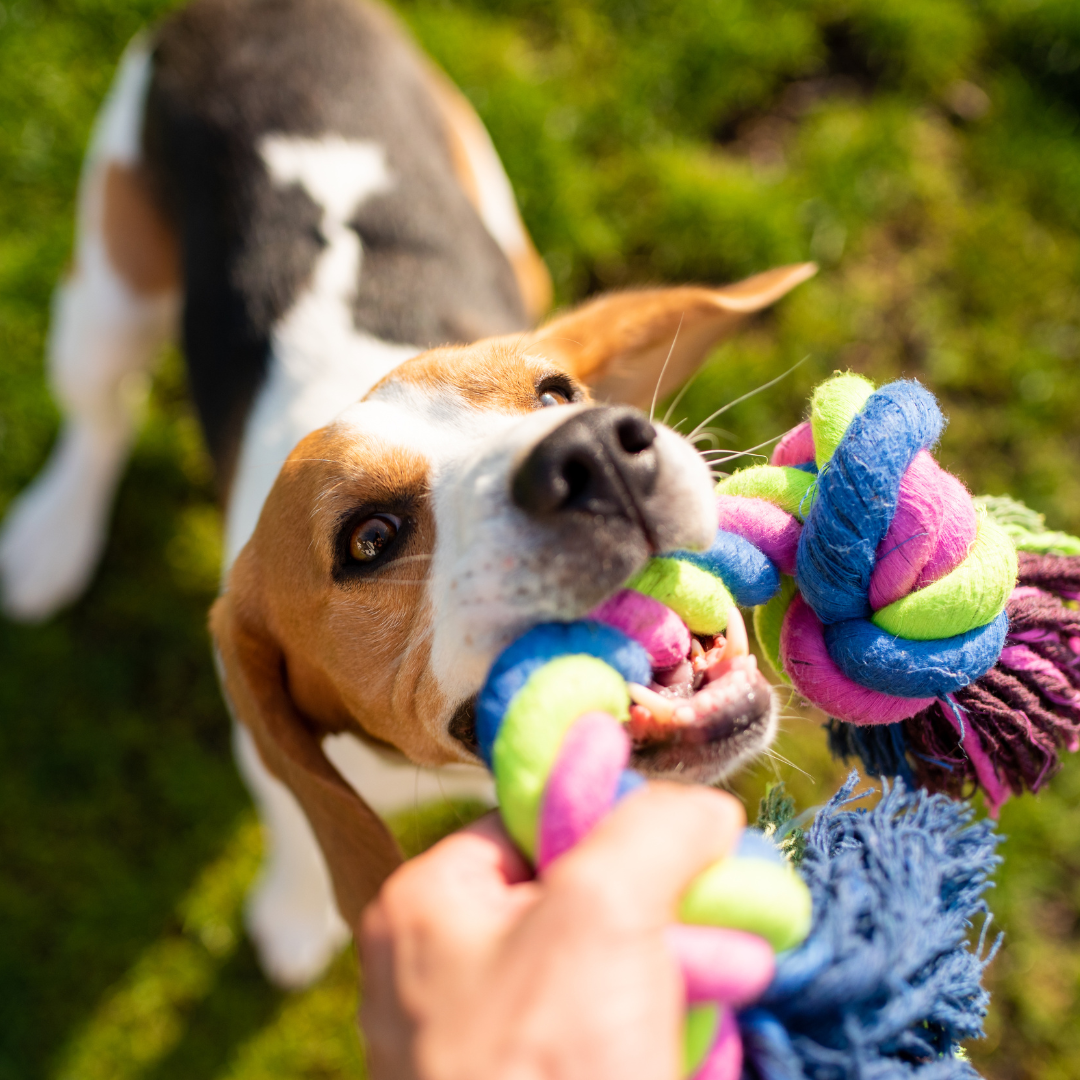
left=212, top=263, right=814, bottom=923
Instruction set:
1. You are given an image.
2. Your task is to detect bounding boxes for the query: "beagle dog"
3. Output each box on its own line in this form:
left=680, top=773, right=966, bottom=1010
left=0, top=0, right=814, bottom=986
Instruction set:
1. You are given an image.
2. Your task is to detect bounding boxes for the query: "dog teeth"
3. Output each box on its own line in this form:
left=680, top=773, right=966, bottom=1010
left=722, top=606, right=749, bottom=659
left=694, top=648, right=718, bottom=674
left=629, top=607, right=763, bottom=743
left=702, top=608, right=753, bottom=681
left=628, top=682, right=678, bottom=724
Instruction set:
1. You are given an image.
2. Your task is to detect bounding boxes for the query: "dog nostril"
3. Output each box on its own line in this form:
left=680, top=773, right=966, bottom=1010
left=561, top=458, right=591, bottom=505
left=617, top=416, right=656, bottom=455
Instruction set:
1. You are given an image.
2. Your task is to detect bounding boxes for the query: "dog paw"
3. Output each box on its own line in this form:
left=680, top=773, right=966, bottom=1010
left=0, top=426, right=123, bottom=622
left=245, top=876, right=351, bottom=989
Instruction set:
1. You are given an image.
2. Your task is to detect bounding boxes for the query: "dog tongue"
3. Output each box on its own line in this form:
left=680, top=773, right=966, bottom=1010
left=653, top=659, right=695, bottom=692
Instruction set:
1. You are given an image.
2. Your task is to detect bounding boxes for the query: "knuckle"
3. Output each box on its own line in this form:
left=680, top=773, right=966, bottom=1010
left=643, top=782, right=745, bottom=839
left=547, top=857, right=628, bottom=920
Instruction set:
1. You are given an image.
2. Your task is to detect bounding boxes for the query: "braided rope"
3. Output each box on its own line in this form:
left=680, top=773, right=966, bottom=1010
left=712, top=373, right=1022, bottom=809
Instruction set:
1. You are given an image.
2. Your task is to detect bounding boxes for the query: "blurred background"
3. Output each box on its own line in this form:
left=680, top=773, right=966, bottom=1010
left=2, top=0, right=1080, bottom=1076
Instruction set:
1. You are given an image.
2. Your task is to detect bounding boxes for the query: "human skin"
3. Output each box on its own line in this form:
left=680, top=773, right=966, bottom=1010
left=359, top=783, right=745, bottom=1080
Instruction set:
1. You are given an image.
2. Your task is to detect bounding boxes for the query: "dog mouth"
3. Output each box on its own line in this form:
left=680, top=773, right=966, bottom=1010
left=448, top=577, right=774, bottom=783
left=622, top=605, right=774, bottom=783
left=449, top=601, right=774, bottom=782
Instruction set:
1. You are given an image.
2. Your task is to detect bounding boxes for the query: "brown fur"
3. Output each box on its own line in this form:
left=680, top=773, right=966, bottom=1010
left=102, top=162, right=179, bottom=295
left=385, top=341, right=588, bottom=412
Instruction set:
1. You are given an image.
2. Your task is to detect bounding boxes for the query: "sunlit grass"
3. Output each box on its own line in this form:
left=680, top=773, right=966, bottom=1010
left=52, top=819, right=263, bottom=1080
left=4, top=1, right=1080, bottom=1078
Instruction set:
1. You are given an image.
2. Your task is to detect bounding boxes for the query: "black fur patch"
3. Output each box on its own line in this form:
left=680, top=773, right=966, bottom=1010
left=143, top=0, right=528, bottom=487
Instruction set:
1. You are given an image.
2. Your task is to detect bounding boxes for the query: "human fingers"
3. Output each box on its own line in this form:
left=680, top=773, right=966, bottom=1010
left=366, top=817, right=542, bottom=1020
left=359, top=834, right=534, bottom=1063
left=380, top=818, right=538, bottom=936
left=544, top=782, right=745, bottom=928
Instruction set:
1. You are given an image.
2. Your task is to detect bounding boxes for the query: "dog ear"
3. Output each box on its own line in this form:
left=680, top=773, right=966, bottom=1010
left=210, top=564, right=402, bottom=930
left=526, top=263, right=816, bottom=408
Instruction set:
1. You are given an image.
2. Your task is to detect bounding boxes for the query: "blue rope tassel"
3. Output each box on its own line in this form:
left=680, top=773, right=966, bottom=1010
left=741, top=773, right=1001, bottom=1079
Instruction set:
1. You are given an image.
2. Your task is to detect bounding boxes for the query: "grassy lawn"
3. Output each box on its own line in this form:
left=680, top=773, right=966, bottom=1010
left=2, top=0, right=1080, bottom=1077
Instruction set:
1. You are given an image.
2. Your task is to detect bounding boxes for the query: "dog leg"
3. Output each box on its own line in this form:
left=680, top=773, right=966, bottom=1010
left=234, top=724, right=494, bottom=988
left=233, top=722, right=351, bottom=989
left=234, top=721, right=494, bottom=988
left=0, top=40, right=179, bottom=621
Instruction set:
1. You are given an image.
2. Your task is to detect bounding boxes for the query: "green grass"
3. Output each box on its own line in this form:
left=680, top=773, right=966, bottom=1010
left=3, top=0, right=1080, bottom=1077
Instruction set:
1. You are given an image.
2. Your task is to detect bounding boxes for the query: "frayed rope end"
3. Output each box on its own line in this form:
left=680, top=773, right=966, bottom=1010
left=741, top=772, right=1001, bottom=1079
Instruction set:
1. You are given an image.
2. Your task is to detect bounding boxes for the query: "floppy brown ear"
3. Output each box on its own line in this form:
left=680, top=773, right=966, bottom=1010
left=527, top=263, right=816, bottom=408
left=211, top=566, right=402, bottom=930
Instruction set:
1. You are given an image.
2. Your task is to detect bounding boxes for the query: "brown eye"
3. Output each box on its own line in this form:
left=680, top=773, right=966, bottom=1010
left=349, top=516, right=399, bottom=563
left=539, top=386, right=570, bottom=407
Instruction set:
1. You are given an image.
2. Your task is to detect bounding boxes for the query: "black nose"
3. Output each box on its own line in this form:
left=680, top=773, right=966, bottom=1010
left=512, top=406, right=659, bottom=520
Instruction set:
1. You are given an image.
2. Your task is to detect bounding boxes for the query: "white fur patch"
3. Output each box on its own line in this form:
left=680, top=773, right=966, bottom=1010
left=451, top=108, right=533, bottom=261
left=322, top=730, right=493, bottom=812
left=426, top=411, right=715, bottom=704
left=86, top=35, right=155, bottom=165
left=224, top=137, right=418, bottom=569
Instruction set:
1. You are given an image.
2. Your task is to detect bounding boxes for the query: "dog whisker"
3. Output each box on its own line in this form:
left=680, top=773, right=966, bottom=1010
left=701, top=432, right=785, bottom=469
left=692, top=426, right=736, bottom=444
left=699, top=435, right=776, bottom=459
left=706, top=451, right=768, bottom=466
left=687, top=355, right=808, bottom=442
left=661, top=365, right=703, bottom=427
left=649, top=314, right=684, bottom=424
left=710, top=431, right=786, bottom=458
left=760, top=748, right=814, bottom=782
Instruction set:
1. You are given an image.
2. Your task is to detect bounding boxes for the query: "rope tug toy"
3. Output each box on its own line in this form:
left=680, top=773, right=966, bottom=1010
left=712, top=372, right=1080, bottom=812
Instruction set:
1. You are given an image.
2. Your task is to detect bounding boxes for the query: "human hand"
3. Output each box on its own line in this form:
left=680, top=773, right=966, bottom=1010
left=359, top=782, right=745, bottom=1080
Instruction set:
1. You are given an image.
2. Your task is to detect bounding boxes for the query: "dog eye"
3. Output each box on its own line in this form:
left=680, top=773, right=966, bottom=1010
left=349, top=516, right=399, bottom=562
left=539, top=387, right=570, bottom=407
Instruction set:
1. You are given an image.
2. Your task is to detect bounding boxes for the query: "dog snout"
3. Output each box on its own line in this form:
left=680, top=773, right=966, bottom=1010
left=511, top=406, right=659, bottom=521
